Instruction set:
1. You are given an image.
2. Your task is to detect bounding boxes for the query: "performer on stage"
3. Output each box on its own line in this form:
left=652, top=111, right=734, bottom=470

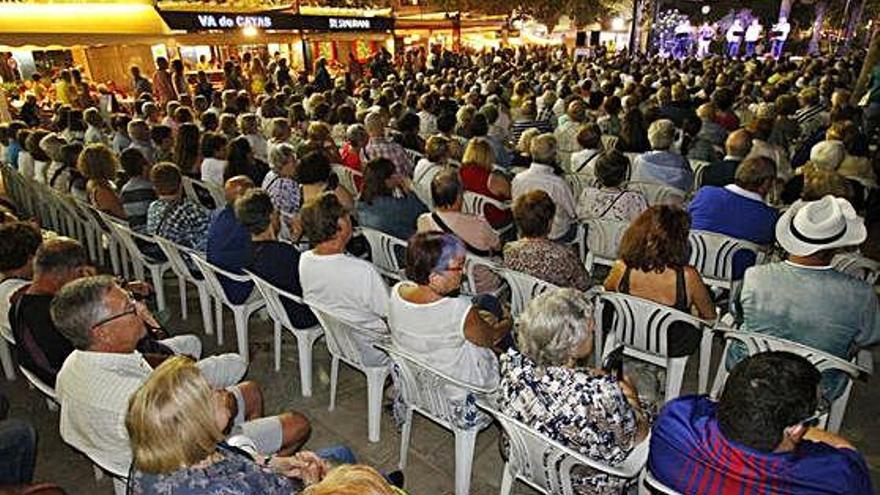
left=674, top=19, right=694, bottom=59
left=697, top=22, right=716, bottom=58
left=745, top=18, right=763, bottom=57
left=726, top=19, right=744, bottom=58
left=771, top=17, right=791, bottom=60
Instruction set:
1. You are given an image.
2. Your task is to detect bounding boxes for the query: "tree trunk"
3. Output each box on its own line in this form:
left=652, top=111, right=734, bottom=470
left=837, top=0, right=866, bottom=54
left=808, top=0, right=827, bottom=56
left=778, top=0, right=794, bottom=20
left=629, top=0, right=643, bottom=56
left=853, top=28, right=880, bottom=105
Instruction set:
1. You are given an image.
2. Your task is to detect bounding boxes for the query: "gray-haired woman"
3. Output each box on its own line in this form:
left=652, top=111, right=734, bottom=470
left=498, top=288, right=648, bottom=494
left=262, top=142, right=301, bottom=215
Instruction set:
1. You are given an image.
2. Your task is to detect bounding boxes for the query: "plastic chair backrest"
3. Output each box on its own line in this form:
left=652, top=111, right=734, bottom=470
left=404, top=148, right=425, bottom=167
left=246, top=270, right=304, bottom=331
left=627, top=182, right=686, bottom=206
left=601, top=134, right=619, bottom=151
left=331, top=164, right=362, bottom=197
left=308, top=304, right=386, bottom=370
left=687, top=230, right=767, bottom=289
left=182, top=176, right=225, bottom=210
left=190, top=253, right=253, bottom=306
left=154, top=236, right=200, bottom=282
left=361, top=227, right=408, bottom=281
left=496, top=267, right=560, bottom=317
left=563, top=174, right=597, bottom=200
left=377, top=343, right=495, bottom=430
left=486, top=404, right=649, bottom=495
left=582, top=218, right=630, bottom=267
left=642, top=469, right=684, bottom=495
left=597, top=292, right=709, bottom=357
left=831, top=253, right=880, bottom=285
left=20, top=366, right=58, bottom=404
left=461, top=191, right=510, bottom=218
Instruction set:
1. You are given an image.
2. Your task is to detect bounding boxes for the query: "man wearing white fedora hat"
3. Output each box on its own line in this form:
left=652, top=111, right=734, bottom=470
left=731, top=195, right=879, bottom=399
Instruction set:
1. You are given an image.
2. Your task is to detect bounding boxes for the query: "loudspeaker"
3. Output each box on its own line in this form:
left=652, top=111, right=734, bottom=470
left=576, top=31, right=587, bottom=47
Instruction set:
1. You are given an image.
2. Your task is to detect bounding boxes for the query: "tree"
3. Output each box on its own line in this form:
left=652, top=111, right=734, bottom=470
left=853, top=28, right=880, bottom=104
left=808, top=0, right=828, bottom=55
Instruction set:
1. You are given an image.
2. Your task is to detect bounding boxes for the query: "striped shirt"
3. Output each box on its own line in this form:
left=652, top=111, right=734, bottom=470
left=120, top=177, right=156, bottom=232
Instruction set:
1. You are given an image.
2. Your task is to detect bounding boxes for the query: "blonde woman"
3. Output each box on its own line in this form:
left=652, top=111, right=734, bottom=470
left=510, top=127, right=541, bottom=169
left=127, top=356, right=339, bottom=494
left=459, top=137, right=510, bottom=228
left=303, top=465, right=401, bottom=495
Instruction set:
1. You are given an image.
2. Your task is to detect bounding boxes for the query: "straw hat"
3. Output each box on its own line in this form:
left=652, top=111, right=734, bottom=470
left=775, top=195, right=866, bottom=256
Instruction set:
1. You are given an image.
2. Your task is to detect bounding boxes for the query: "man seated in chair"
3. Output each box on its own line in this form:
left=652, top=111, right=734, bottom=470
left=207, top=175, right=255, bottom=304
left=52, top=275, right=311, bottom=477
left=649, top=351, right=873, bottom=494
left=298, top=192, right=390, bottom=366
left=687, top=156, right=779, bottom=279
left=730, top=196, right=879, bottom=400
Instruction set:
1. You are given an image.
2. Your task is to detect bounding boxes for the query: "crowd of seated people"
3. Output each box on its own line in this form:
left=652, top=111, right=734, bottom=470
left=0, top=41, right=878, bottom=494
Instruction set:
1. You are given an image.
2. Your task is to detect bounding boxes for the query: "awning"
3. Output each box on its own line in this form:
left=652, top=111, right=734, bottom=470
left=0, top=3, right=171, bottom=48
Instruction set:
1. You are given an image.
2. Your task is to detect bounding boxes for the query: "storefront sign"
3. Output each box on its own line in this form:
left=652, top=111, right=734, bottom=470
left=159, top=10, right=394, bottom=33
left=159, top=10, right=298, bottom=31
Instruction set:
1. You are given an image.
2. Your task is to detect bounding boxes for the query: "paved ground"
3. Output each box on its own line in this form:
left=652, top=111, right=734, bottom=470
left=2, top=277, right=878, bottom=494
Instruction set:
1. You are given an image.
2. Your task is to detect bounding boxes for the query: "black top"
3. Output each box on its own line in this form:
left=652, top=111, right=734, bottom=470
left=700, top=159, right=740, bottom=188
left=250, top=241, right=318, bottom=329
left=11, top=292, right=74, bottom=387
left=618, top=266, right=689, bottom=312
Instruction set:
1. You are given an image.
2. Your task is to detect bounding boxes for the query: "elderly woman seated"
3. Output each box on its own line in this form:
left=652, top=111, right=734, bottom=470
left=127, top=356, right=354, bottom=494
left=499, top=288, right=649, bottom=494
left=389, top=232, right=511, bottom=390
left=576, top=151, right=648, bottom=222
left=236, top=188, right=317, bottom=329
left=504, top=190, right=591, bottom=291
left=604, top=205, right=716, bottom=356
left=356, top=157, right=427, bottom=240
left=262, top=142, right=301, bottom=216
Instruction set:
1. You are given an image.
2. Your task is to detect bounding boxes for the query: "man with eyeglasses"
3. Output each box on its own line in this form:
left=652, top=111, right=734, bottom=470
left=51, top=275, right=312, bottom=478
left=648, top=352, right=873, bottom=495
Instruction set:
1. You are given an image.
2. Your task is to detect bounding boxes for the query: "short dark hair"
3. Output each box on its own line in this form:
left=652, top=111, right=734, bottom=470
left=149, top=124, right=173, bottom=145
left=360, top=158, right=396, bottom=205
left=595, top=151, right=630, bottom=188
left=405, top=232, right=464, bottom=284
left=296, top=151, right=332, bottom=185
left=234, top=188, right=274, bottom=235
left=431, top=169, right=462, bottom=208
left=301, top=192, right=347, bottom=245
left=150, top=162, right=182, bottom=196
left=34, top=237, right=88, bottom=275
left=437, top=113, right=456, bottom=134
left=513, top=190, right=555, bottom=238
left=0, top=221, right=42, bottom=271
left=576, top=123, right=602, bottom=149
left=618, top=205, right=690, bottom=272
left=200, top=132, right=227, bottom=158
left=60, top=142, right=83, bottom=168
left=120, top=148, right=149, bottom=178
left=718, top=352, right=820, bottom=452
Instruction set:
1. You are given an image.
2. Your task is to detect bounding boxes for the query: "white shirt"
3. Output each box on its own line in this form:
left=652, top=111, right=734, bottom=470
left=727, top=23, right=743, bottom=42
left=299, top=251, right=390, bottom=365
left=17, top=151, right=34, bottom=179
left=244, top=133, right=269, bottom=164
left=200, top=157, right=227, bottom=186
left=56, top=349, right=246, bottom=476
left=417, top=110, right=438, bottom=137
left=745, top=23, right=763, bottom=42
left=0, top=278, right=28, bottom=342
left=773, top=21, right=791, bottom=40
left=511, top=163, right=576, bottom=239
left=388, top=282, right=499, bottom=390
left=724, top=184, right=765, bottom=203
left=33, top=160, right=48, bottom=184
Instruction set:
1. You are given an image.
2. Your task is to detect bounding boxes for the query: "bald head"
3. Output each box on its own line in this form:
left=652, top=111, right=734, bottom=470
left=725, top=129, right=753, bottom=159
left=224, top=175, right=255, bottom=204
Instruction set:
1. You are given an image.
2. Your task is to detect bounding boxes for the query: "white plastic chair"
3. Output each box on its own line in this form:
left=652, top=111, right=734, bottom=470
left=483, top=404, right=649, bottom=495
left=639, top=468, right=684, bottom=495
left=687, top=230, right=768, bottom=291
left=361, top=227, right=408, bottom=281
left=331, top=164, right=362, bottom=198
left=627, top=182, right=687, bottom=206
left=19, top=366, right=58, bottom=412
left=404, top=148, right=425, bottom=167
left=461, top=191, right=512, bottom=236
left=601, top=134, right=619, bottom=151
left=307, top=304, right=390, bottom=443
left=0, top=332, right=14, bottom=381
left=709, top=328, right=871, bottom=433
left=577, top=218, right=631, bottom=273
left=597, top=292, right=712, bottom=403
left=153, top=237, right=214, bottom=337
left=182, top=176, right=225, bottom=210
left=190, top=254, right=265, bottom=362
left=377, top=343, right=496, bottom=495
left=98, top=213, right=172, bottom=312
left=831, top=252, right=880, bottom=284
left=494, top=266, right=560, bottom=318
left=246, top=271, right=324, bottom=397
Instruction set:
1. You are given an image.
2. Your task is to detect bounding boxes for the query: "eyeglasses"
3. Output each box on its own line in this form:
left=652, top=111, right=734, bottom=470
left=91, top=292, right=140, bottom=331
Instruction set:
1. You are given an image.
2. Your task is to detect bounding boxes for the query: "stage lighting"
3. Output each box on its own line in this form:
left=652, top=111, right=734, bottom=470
left=701, top=5, right=711, bottom=14
left=243, top=25, right=259, bottom=37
